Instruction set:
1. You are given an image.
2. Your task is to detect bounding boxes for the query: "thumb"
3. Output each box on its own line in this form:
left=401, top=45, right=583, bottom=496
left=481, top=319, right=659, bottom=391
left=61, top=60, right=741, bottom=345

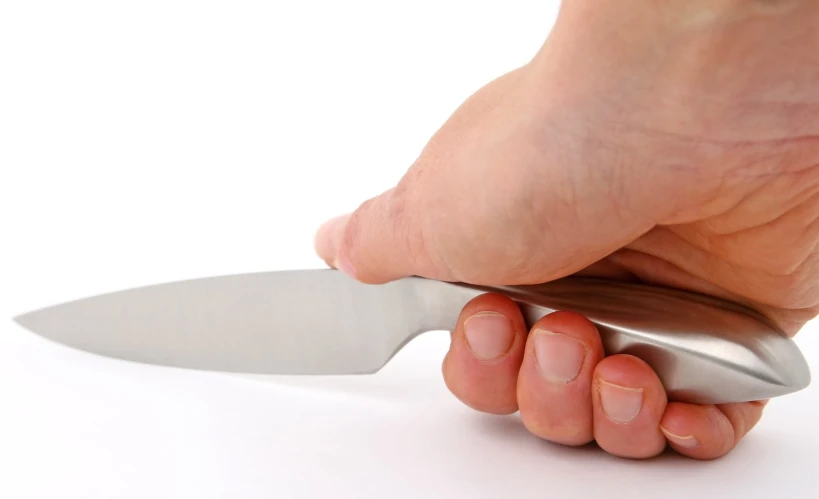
left=313, top=67, right=546, bottom=285
left=314, top=183, right=445, bottom=284
left=313, top=157, right=662, bottom=287
left=313, top=65, right=666, bottom=286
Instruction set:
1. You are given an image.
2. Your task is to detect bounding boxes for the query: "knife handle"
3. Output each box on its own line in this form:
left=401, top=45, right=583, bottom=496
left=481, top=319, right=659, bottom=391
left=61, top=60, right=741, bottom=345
left=408, top=275, right=810, bottom=405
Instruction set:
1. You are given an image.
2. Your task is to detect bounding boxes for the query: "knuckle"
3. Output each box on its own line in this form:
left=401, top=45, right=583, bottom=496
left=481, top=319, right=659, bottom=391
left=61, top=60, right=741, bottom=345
left=710, top=406, right=738, bottom=456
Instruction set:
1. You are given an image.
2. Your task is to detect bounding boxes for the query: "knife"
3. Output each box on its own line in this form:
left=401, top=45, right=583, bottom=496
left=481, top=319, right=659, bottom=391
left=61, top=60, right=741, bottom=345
left=12, top=269, right=811, bottom=405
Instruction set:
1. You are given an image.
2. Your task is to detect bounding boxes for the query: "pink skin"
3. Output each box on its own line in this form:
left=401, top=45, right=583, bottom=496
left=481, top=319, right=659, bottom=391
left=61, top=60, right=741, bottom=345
left=315, top=1, right=819, bottom=459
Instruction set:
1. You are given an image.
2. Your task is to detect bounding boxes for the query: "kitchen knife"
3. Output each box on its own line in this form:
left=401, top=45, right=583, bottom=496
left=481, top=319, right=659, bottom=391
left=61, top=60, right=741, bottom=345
left=12, top=269, right=811, bottom=405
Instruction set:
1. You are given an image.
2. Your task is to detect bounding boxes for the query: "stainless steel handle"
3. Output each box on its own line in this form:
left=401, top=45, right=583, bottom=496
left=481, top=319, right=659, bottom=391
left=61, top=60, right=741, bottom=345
left=407, top=276, right=811, bottom=405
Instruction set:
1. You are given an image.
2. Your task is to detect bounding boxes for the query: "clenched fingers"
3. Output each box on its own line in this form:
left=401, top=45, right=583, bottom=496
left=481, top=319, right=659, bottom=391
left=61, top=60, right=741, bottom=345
left=442, top=294, right=768, bottom=459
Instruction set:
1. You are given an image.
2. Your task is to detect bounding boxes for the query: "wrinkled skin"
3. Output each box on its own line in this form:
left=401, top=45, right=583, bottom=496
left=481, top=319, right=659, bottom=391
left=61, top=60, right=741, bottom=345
left=315, top=0, right=819, bottom=459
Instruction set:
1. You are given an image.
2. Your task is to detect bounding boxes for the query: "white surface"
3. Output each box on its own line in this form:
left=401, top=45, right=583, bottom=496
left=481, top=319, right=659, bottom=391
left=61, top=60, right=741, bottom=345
left=1, top=2, right=818, bottom=498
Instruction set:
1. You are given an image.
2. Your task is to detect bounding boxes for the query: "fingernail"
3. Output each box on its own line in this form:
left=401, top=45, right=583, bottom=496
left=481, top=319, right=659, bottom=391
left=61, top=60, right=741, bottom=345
left=316, top=214, right=355, bottom=276
left=316, top=215, right=346, bottom=255
left=464, top=312, right=515, bottom=360
left=533, top=329, right=585, bottom=383
left=661, top=427, right=699, bottom=449
left=598, top=379, right=643, bottom=424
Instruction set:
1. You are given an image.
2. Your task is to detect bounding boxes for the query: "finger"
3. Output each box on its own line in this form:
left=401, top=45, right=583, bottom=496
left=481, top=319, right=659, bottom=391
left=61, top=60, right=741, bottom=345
left=592, top=354, right=668, bottom=459
left=516, top=311, right=604, bottom=446
left=660, top=401, right=767, bottom=460
left=716, top=400, right=767, bottom=442
left=313, top=184, right=436, bottom=283
left=312, top=69, right=533, bottom=285
left=313, top=66, right=660, bottom=286
left=442, top=293, right=528, bottom=415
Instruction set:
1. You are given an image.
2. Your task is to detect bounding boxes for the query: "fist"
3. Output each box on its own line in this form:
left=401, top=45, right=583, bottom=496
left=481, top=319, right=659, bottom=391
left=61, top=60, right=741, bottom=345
left=315, top=0, right=819, bottom=459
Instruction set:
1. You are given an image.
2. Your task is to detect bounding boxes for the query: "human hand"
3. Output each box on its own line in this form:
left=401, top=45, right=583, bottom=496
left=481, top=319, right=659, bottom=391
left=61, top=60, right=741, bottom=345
left=314, top=0, right=819, bottom=459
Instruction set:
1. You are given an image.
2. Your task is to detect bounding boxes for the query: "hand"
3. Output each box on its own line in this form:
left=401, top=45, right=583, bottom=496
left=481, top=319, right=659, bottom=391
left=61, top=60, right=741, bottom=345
left=314, top=0, right=819, bottom=459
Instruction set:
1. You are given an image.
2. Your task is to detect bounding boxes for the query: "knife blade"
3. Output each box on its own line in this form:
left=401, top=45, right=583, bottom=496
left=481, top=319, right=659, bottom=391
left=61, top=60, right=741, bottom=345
left=12, top=269, right=811, bottom=405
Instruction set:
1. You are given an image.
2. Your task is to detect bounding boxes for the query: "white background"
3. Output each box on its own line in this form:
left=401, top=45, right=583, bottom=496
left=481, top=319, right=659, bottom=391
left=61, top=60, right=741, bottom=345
left=1, top=1, right=818, bottom=498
